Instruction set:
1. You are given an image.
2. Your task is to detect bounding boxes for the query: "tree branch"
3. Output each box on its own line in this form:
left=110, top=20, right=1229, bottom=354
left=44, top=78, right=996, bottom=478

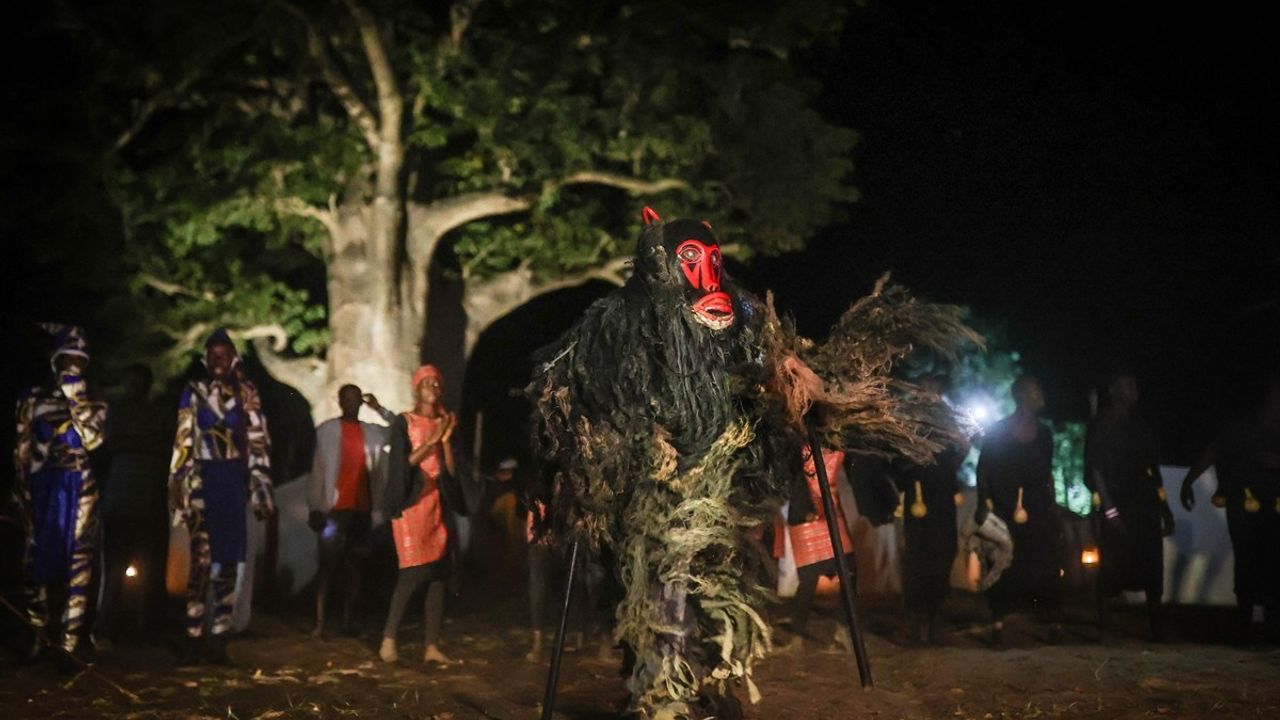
left=164, top=321, right=214, bottom=358
left=405, top=170, right=687, bottom=267
left=446, top=0, right=485, bottom=53
left=554, top=172, right=689, bottom=194
left=276, top=196, right=340, bottom=237
left=413, top=192, right=535, bottom=235
left=461, top=255, right=632, bottom=353
left=235, top=323, right=291, bottom=353
left=342, top=0, right=402, bottom=135
left=114, top=10, right=269, bottom=151
left=140, top=273, right=221, bottom=301
left=250, top=337, right=328, bottom=409
left=278, top=0, right=381, bottom=152
left=406, top=192, right=537, bottom=265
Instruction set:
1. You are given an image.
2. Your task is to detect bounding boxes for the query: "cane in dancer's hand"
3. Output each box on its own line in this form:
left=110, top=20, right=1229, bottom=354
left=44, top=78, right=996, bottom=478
left=807, top=426, right=874, bottom=688
left=540, top=539, right=580, bottom=720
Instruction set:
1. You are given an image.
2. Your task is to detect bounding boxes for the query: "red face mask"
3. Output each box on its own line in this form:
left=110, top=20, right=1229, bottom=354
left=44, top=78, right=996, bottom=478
left=642, top=208, right=736, bottom=332
left=674, top=238, right=734, bottom=331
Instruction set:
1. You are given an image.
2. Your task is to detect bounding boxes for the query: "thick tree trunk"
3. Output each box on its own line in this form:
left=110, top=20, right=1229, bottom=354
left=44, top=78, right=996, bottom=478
left=326, top=205, right=420, bottom=419
left=289, top=0, right=418, bottom=423
left=260, top=204, right=422, bottom=422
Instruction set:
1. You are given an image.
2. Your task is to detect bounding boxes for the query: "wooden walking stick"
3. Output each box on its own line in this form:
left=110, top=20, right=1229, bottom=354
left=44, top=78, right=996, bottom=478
left=807, top=426, right=874, bottom=688
left=540, top=539, right=581, bottom=720
left=0, top=594, right=141, bottom=704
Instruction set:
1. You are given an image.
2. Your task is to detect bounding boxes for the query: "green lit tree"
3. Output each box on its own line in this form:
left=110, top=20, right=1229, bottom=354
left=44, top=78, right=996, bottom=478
left=76, top=0, right=856, bottom=416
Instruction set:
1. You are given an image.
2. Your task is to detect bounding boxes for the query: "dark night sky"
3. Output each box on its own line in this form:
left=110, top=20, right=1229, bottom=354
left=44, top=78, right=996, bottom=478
left=743, top=1, right=1278, bottom=462
left=4, top=2, right=1277, bottom=467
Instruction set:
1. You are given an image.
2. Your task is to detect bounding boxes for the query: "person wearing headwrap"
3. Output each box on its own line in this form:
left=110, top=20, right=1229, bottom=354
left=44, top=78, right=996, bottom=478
left=378, top=364, right=466, bottom=665
left=167, top=329, right=274, bottom=664
left=14, top=324, right=107, bottom=669
left=773, top=446, right=858, bottom=651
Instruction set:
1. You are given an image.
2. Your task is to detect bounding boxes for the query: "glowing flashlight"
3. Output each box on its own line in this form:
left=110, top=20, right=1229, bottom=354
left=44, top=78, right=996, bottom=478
left=125, top=564, right=139, bottom=578
left=1080, top=548, right=1100, bottom=568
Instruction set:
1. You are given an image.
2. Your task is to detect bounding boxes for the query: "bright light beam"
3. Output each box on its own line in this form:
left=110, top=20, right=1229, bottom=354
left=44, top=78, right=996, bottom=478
left=966, top=402, right=991, bottom=423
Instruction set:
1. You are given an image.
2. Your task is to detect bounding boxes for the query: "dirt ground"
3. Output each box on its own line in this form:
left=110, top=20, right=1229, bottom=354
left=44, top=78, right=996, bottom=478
left=2, top=594, right=1278, bottom=720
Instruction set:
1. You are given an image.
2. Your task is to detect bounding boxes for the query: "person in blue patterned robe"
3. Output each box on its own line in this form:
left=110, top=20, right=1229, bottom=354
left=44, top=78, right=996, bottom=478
left=14, top=324, right=106, bottom=668
left=167, top=329, right=274, bottom=664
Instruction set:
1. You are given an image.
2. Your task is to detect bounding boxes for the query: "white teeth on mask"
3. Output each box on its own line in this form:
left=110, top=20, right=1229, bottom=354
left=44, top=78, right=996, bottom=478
left=691, top=309, right=734, bottom=331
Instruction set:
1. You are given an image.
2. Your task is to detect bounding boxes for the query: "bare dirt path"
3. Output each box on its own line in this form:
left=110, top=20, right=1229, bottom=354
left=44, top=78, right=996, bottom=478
left=2, top=599, right=1277, bottom=719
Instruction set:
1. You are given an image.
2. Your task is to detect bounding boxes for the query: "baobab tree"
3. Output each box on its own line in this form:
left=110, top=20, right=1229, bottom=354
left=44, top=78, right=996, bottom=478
left=81, top=0, right=856, bottom=417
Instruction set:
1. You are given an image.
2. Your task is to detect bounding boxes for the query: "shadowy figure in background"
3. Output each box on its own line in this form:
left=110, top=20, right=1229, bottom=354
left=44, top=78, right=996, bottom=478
left=307, top=384, right=394, bottom=639
left=775, top=446, right=857, bottom=653
left=168, top=329, right=275, bottom=665
left=97, top=363, right=168, bottom=645
left=14, top=324, right=106, bottom=671
left=523, top=496, right=606, bottom=662
left=976, top=375, right=1063, bottom=647
left=379, top=365, right=465, bottom=665
left=486, top=458, right=527, bottom=594
left=1085, top=370, right=1174, bottom=641
left=895, top=374, right=967, bottom=645
left=1181, top=369, right=1280, bottom=642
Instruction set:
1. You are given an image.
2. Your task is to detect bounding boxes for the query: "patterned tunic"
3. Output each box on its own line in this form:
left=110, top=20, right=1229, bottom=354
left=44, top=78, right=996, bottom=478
left=168, top=376, right=274, bottom=520
left=13, top=373, right=106, bottom=651
left=167, top=373, right=273, bottom=637
left=390, top=412, right=449, bottom=568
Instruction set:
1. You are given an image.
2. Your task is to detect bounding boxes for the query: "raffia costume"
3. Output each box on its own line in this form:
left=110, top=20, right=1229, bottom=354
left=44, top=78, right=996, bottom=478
left=529, top=209, right=978, bottom=718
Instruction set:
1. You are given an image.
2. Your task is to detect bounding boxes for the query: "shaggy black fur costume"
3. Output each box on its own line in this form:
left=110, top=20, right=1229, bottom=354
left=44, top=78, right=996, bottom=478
left=529, top=211, right=978, bottom=719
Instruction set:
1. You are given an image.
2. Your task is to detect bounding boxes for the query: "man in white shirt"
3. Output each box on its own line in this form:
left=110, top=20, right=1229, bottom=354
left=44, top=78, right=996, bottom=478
left=306, top=384, right=394, bottom=638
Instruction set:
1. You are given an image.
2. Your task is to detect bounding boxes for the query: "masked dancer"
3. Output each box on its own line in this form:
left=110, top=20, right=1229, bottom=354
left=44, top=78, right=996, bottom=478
left=529, top=208, right=978, bottom=719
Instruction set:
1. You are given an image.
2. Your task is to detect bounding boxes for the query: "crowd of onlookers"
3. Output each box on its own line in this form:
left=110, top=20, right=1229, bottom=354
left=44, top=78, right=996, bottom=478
left=7, top=323, right=1278, bottom=674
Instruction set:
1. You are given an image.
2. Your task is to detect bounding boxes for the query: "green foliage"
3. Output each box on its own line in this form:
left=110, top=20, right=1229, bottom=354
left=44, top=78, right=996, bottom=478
left=412, top=0, right=857, bottom=277
left=1051, top=420, right=1090, bottom=516
left=79, top=0, right=857, bottom=381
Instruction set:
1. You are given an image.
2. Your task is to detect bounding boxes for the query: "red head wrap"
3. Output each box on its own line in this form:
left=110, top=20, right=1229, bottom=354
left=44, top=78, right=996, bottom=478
left=412, top=364, right=442, bottom=390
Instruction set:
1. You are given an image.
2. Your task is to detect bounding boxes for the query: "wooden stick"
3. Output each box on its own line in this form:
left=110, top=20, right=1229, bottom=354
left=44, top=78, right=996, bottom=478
left=0, top=594, right=142, bottom=704
left=807, top=427, right=873, bottom=688
left=540, top=540, right=580, bottom=720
